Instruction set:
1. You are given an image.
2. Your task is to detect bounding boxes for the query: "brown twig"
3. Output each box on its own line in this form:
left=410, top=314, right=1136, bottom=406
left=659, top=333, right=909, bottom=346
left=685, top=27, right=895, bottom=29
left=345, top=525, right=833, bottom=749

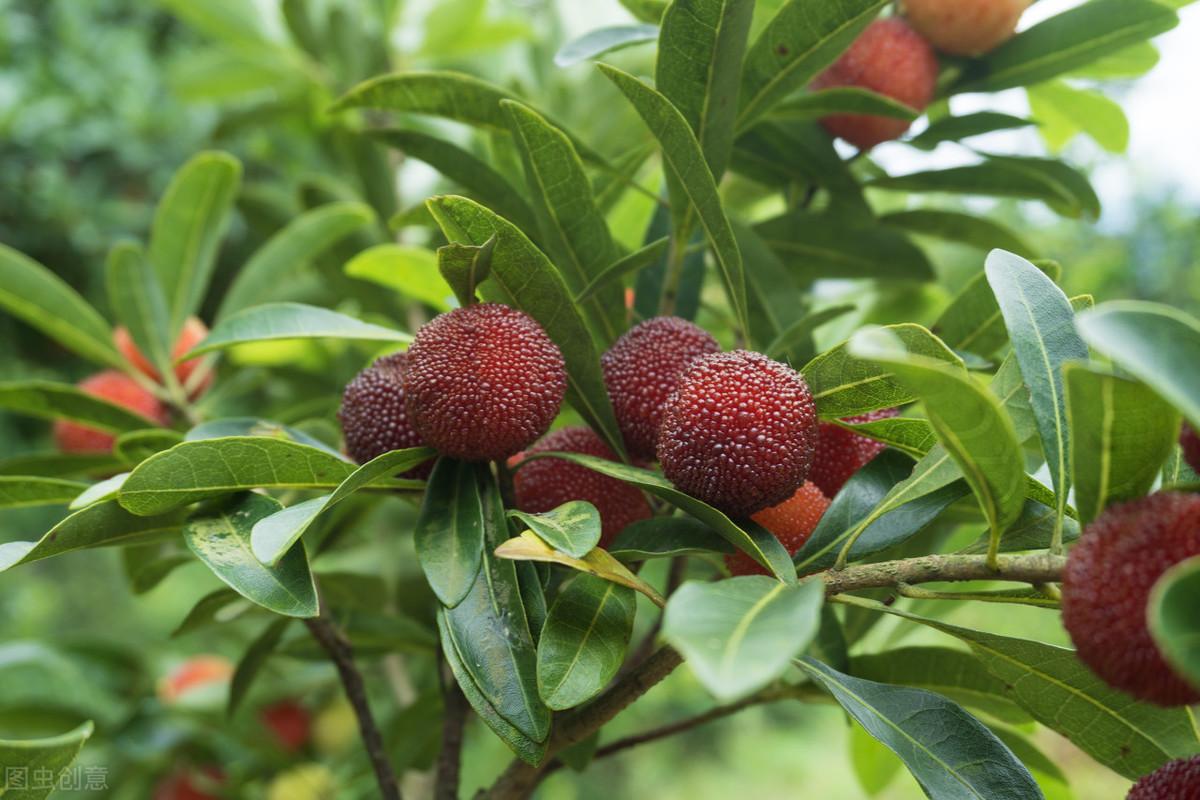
left=435, top=665, right=468, bottom=800
left=819, top=553, right=1067, bottom=596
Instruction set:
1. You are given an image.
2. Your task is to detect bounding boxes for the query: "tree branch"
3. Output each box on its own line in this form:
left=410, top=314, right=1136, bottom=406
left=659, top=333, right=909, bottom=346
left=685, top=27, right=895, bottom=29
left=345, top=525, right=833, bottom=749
left=306, top=614, right=401, bottom=800
left=819, top=553, right=1066, bottom=597
left=435, top=666, right=468, bottom=800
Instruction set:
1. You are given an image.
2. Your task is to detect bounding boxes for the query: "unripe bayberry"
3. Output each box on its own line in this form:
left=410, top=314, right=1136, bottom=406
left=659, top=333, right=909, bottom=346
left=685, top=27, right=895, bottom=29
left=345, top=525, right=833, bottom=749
left=115, top=316, right=213, bottom=398
left=808, top=408, right=899, bottom=498
left=726, top=482, right=830, bottom=576
left=1061, top=492, right=1200, bottom=707
left=1127, top=756, right=1200, bottom=800
left=511, top=426, right=653, bottom=547
left=901, top=0, right=1030, bottom=57
left=338, top=353, right=432, bottom=479
left=1180, top=423, right=1200, bottom=475
left=601, top=316, right=720, bottom=460
left=810, top=18, right=939, bottom=150
left=657, top=350, right=818, bottom=518
left=54, top=371, right=169, bottom=454
left=404, top=303, right=567, bottom=462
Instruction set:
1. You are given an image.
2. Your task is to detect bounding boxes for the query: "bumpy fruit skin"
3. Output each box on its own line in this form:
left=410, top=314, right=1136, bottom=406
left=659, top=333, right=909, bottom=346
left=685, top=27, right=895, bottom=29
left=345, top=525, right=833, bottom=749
left=657, top=350, right=819, bottom=518
left=808, top=408, right=899, bottom=498
left=601, top=316, right=720, bottom=460
left=810, top=18, right=939, bottom=149
left=152, top=767, right=223, bottom=800
left=115, top=316, right=212, bottom=397
left=338, top=353, right=432, bottom=479
left=727, top=482, right=830, bottom=576
left=54, top=370, right=169, bottom=454
left=404, top=304, right=567, bottom=462
left=1127, top=756, right=1200, bottom=800
left=1180, top=423, right=1200, bottom=475
left=260, top=699, right=311, bottom=753
left=1062, top=492, right=1200, bottom=707
left=901, top=0, right=1030, bottom=56
left=511, top=426, right=653, bottom=547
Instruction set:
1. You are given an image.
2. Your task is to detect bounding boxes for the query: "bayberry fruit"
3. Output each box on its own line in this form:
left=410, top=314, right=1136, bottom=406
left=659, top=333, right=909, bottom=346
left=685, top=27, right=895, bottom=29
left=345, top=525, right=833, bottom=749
left=152, top=767, right=224, bottom=800
left=115, top=316, right=213, bottom=397
left=657, top=350, right=818, bottom=517
left=1062, top=492, right=1200, bottom=707
left=54, top=371, right=169, bottom=454
left=338, top=353, right=432, bottom=479
left=260, top=699, right=311, bottom=753
left=1127, top=756, right=1200, bottom=800
left=511, top=426, right=652, bottom=547
left=808, top=408, right=899, bottom=498
left=601, top=316, right=720, bottom=460
left=726, top=482, right=830, bottom=576
left=901, top=0, right=1030, bottom=56
left=1180, top=423, right=1200, bottom=475
left=404, top=304, right=567, bottom=462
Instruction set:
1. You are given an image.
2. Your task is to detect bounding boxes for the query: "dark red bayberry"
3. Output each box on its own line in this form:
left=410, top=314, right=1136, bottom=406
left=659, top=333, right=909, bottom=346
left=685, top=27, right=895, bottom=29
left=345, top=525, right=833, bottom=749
left=1127, top=756, right=1200, bottom=800
left=54, top=370, right=169, bottom=454
left=1062, top=492, right=1200, bottom=707
left=152, top=767, right=223, bottom=800
left=338, top=352, right=432, bottom=479
left=511, top=426, right=652, bottom=547
left=601, top=316, right=720, bottom=460
left=657, top=350, right=818, bottom=518
left=404, top=304, right=567, bottom=462
left=260, top=699, right=311, bottom=753
left=726, top=481, right=830, bottom=576
left=808, top=408, right=899, bottom=498
left=1180, top=423, right=1200, bottom=475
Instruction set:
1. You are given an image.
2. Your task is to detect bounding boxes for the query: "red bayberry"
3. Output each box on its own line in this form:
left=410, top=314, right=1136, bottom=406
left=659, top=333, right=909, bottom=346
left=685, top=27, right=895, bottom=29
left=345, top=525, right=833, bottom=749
left=726, top=482, right=830, bottom=576
left=157, top=655, right=233, bottom=704
left=808, top=408, right=899, bottom=498
left=404, top=303, right=567, bottom=462
left=511, top=426, right=652, bottom=547
left=1062, top=492, right=1200, bottom=707
left=901, top=0, right=1030, bottom=56
left=152, top=767, right=224, bottom=800
left=657, top=350, right=818, bottom=518
left=1127, top=756, right=1200, bottom=800
left=601, top=316, right=720, bottom=460
left=260, top=699, right=311, bottom=753
left=1180, top=423, right=1200, bottom=475
left=54, top=371, right=169, bottom=454
left=810, top=18, right=939, bottom=149
left=115, top=316, right=213, bottom=398
left=338, top=352, right=432, bottom=479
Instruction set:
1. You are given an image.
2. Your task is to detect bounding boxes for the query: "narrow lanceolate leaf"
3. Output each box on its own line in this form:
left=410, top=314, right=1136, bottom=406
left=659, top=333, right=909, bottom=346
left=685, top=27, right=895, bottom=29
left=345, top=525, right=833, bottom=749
left=537, top=574, right=636, bottom=710
left=0, top=500, right=185, bottom=573
left=880, top=211, right=1036, bottom=259
left=68, top=472, right=128, bottom=510
left=0, top=243, right=123, bottom=369
left=186, top=417, right=345, bottom=459
left=1076, top=301, right=1200, bottom=428
left=228, top=618, right=290, bottom=714
left=495, top=531, right=667, bottom=608
left=952, top=0, right=1179, bottom=94
left=345, top=244, right=454, bottom=311
left=656, top=0, right=755, bottom=180
left=598, top=64, right=750, bottom=336
left=833, top=416, right=938, bottom=459
left=1065, top=364, right=1179, bottom=524
left=797, top=658, right=1043, bottom=800
left=437, top=238, right=495, bottom=308
left=415, top=459, right=486, bottom=608
left=1149, top=556, right=1200, bottom=693
left=252, top=447, right=435, bottom=566
left=906, top=112, right=1034, bottom=150
left=574, top=237, right=670, bottom=304
left=755, top=212, right=933, bottom=281
left=737, top=0, right=887, bottom=131
left=773, top=87, right=917, bottom=121
left=425, top=195, right=626, bottom=459
left=502, top=100, right=625, bottom=343
left=0, top=476, right=88, bottom=509
left=933, top=260, right=1061, bottom=356
left=985, top=250, right=1088, bottom=537
left=0, top=381, right=163, bottom=433
left=218, top=201, right=375, bottom=320
left=554, top=24, right=659, bottom=66
left=185, top=493, right=317, bottom=618
left=609, top=516, right=734, bottom=561
left=331, top=70, right=519, bottom=129
left=183, top=302, right=412, bottom=359
left=508, top=501, right=601, bottom=559
left=106, top=241, right=174, bottom=382
left=733, top=220, right=807, bottom=351
left=148, top=151, right=241, bottom=337
left=0, top=722, right=94, bottom=800
left=664, top=577, right=823, bottom=702
left=765, top=304, right=856, bottom=362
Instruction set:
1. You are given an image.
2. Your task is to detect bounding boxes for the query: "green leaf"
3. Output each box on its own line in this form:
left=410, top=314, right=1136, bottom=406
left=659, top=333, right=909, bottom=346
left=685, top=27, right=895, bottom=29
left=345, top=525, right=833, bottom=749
left=0, top=722, right=94, bottom=800
left=68, top=473, right=128, bottom=510
left=114, top=428, right=185, bottom=466
left=0, top=476, right=88, bottom=509
left=184, top=302, right=411, bottom=359
left=608, top=516, right=734, bottom=561
left=1065, top=364, right=1179, bottom=524
left=537, top=574, right=636, bottom=710
left=282, top=610, right=434, bottom=659
left=1069, top=41, right=1160, bottom=79
left=228, top=618, right=290, bottom=714
left=664, top=577, right=823, bottom=701
left=219, top=202, right=375, bottom=320
left=414, top=459, right=486, bottom=608
left=797, top=658, right=1043, bottom=800
left=774, top=87, right=917, bottom=121
left=425, top=195, right=626, bottom=458
left=737, top=0, right=888, bottom=131
left=533, top=452, right=796, bottom=582
left=106, top=240, right=174, bottom=382
left=331, top=70, right=517, bottom=128
left=574, top=237, right=670, bottom=304
left=958, top=497, right=1081, bottom=555
left=0, top=243, right=123, bottom=369
left=1149, top=556, right=1200, bottom=694
left=734, top=121, right=869, bottom=216
left=437, top=237, right=495, bottom=308
left=906, top=112, right=1034, bottom=150
left=880, top=210, right=1035, bottom=259
left=495, top=531, right=667, bottom=607
left=765, top=304, right=856, bottom=362
left=186, top=417, right=345, bottom=459
left=733, top=219, right=808, bottom=350
left=1075, top=301, right=1200, bottom=429
left=502, top=100, right=625, bottom=343
left=0, top=381, right=163, bottom=433
left=172, top=589, right=248, bottom=637
left=149, top=151, right=241, bottom=337
left=802, top=323, right=963, bottom=418
left=0, top=500, right=184, bottom=573
left=850, top=721, right=901, bottom=796
left=932, top=260, right=1061, bottom=356
left=1027, top=81, right=1129, bottom=154
left=185, top=494, right=317, bottom=618
left=620, top=0, right=668, bottom=22
left=598, top=64, right=750, bottom=336
left=555, top=24, right=659, bottom=66
left=952, top=0, right=1178, bottom=94
left=985, top=250, right=1089, bottom=538
left=0, top=453, right=123, bottom=479
left=509, top=501, right=601, bottom=559
left=345, top=244, right=453, bottom=311
left=833, top=416, right=938, bottom=459
left=755, top=212, right=933, bottom=281
left=252, top=447, right=435, bottom=567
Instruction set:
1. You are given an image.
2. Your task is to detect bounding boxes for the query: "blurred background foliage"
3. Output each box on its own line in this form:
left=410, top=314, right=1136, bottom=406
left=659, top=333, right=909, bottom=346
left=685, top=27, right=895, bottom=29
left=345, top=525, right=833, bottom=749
left=0, top=0, right=1196, bottom=797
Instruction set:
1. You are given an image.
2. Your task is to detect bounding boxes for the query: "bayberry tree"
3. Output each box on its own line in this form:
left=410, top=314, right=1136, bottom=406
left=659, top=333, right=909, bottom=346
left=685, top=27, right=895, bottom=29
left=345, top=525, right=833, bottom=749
left=0, top=1, right=1198, bottom=798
